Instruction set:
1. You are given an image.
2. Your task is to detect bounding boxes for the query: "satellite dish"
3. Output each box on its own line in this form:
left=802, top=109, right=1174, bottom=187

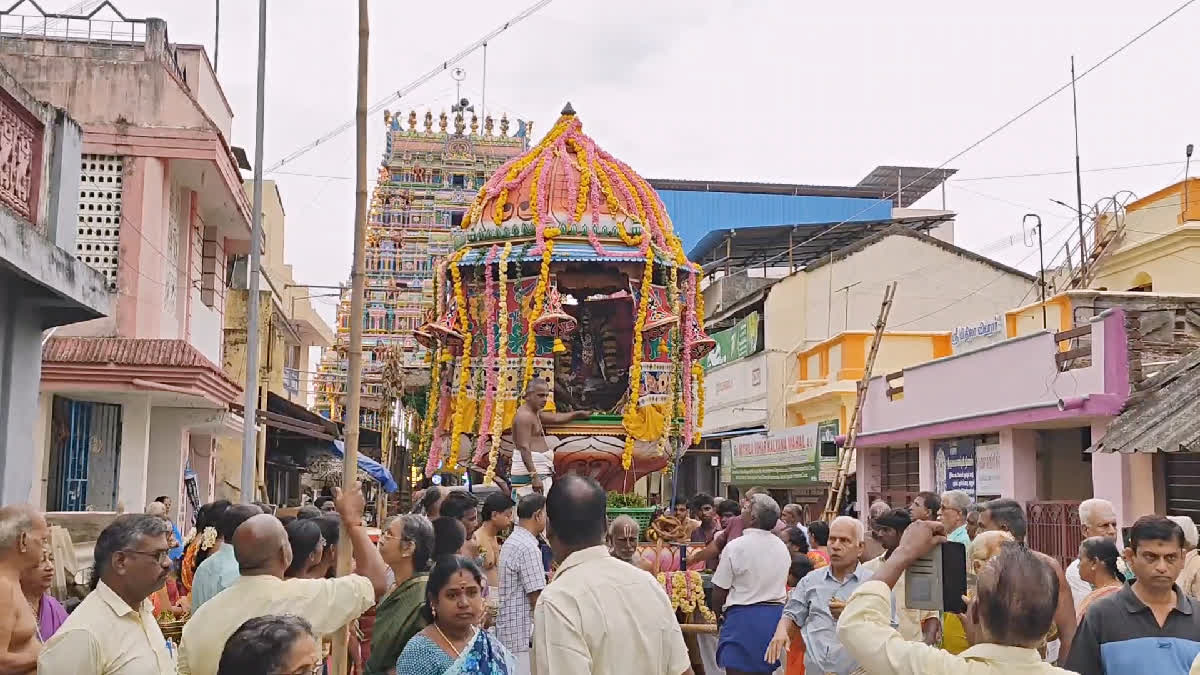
left=450, top=67, right=467, bottom=82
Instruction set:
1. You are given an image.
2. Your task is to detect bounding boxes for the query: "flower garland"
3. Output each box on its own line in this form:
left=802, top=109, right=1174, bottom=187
left=622, top=249, right=655, bottom=469
left=447, top=249, right=472, bottom=470
left=665, top=261, right=682, bottom=458
left=484, top=242, right=513, bottom=485
left=419, top=263, right=447, bottom=473
left=680, top=271, right=697, bottom=445
left=472, top=245, right=500, bottom=466
left=656, top=570, right=716, bottom=623
left=521, top=239, right=555, bottom=392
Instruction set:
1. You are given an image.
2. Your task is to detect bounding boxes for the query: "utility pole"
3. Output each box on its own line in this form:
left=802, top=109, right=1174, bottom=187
left=1070, top=56, right=1086, bottom=276
left=331, top=2, right=369, bottom=673
left=241, top=0, right=267, bottom=504
left=213, top=0, right=220, bottom=72
left=1024, top=214, right=1047, bottom=329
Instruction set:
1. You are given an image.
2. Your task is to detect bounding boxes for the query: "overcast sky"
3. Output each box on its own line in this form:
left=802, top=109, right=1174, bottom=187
left=74, top=1, right=1200, bottom=324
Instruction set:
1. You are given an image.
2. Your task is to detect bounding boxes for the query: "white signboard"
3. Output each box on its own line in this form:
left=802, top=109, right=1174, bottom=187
left=975, top=441, right=1002, bottom=497
left=702, top=353, right=768, bottom=435
left=951, top=315, right=1005, bottom=353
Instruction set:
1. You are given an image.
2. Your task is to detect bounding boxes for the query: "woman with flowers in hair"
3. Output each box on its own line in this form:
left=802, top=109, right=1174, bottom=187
left=180, top=499, right=230, bottom=595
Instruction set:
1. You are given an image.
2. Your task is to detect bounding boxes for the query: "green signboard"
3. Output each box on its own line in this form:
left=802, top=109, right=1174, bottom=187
left=730, top=424, right=820, bottom=486
left=702, top=312, right=760, bottom=371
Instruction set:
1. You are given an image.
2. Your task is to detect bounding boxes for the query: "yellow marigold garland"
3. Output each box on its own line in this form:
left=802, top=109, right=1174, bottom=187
left=622, top=249, right=655, bottom=469
left=521, top=240, right=555, bottom=392
left=529, top=154, right=546, bottom=231
left=568, top=138, right=591, bottom=225
left=485, top=242, right=513, bottom=485
left=447, top=250, right=472, bottom=470
left=594, top=159, right=643, bottom=247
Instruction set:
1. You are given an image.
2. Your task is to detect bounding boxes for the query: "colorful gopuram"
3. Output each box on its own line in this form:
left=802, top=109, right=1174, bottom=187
left=314, top=102, right=531, bottom=430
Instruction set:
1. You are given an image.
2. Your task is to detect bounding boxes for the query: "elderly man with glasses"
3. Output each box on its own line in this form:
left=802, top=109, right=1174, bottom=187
left=939, top=490, right=973, bottom=547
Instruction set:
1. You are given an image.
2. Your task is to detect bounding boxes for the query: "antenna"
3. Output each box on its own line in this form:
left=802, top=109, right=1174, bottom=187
left=450, top=67, right=466, bottom=104
left=1023, top=214, right=1047, bottom=329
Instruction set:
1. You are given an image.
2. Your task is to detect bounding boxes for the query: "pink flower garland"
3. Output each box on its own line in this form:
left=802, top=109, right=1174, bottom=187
left=680, top=271, right=698, bottom=443
left=473, top=246, right=500, bottom=465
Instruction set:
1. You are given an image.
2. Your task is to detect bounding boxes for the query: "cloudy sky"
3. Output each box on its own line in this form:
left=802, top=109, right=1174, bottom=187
left=66, top=0, right=1200, bottom=324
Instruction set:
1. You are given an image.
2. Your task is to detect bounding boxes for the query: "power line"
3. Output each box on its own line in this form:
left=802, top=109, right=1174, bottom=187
left=953, top=160, right=1186, bottom=183
left=264, top=0, right=554, bottom=174
left=718, top=0, right=1197, bottom=282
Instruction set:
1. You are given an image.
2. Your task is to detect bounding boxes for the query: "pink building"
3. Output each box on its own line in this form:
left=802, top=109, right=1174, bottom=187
left=0, top=11, right=250, bottom=517
left=855, top=309, right=1140, bottom=562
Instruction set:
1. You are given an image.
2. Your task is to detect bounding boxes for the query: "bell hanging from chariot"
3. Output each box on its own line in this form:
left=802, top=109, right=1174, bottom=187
left=640, top=295, right=678, bottom=342
left=687, top=320, right=717, bottom=361
left=531, top=284, right=578, bottom=340
left=427, top=309, right=464, bottom=347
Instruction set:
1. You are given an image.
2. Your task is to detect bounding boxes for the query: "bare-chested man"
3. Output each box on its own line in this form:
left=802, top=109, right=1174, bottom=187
left=510, top=379, right=590, bottom=496
left=0, top=505, right=48, bottom=674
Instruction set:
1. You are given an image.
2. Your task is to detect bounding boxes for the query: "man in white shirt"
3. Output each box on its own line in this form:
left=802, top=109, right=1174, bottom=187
left=532, top=474, right=693, bottom=675
left=177, top=483, right=390, bottom=675
left=1065, top=498, right=1120, bottom=611
left=711, top=493, right=791, bottom=672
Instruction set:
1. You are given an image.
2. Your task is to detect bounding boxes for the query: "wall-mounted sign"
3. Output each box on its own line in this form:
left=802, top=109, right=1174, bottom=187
left=720, top=439, right=732, bottom=485
left=817, top=419, right=840, bottom=482
left=951, top=315, right=1004, bottom=353
left=702, top=312, right=760, bottom=370
left=731, top=424, right=819, bottom=486
left=975, top=440, right=1002, bottom=497
left=934, top=438, right=976, bottom=498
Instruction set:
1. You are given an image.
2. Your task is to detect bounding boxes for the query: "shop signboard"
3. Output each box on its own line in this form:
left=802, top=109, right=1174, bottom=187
left=701, top=353, right=767, bottom=435
left=934, top=437, right=977, bottom=498
left=720, top=439, right=732, bottom=485
left=731, top=423, right=819, bottom=486
left=817, top=419, right=840, bottom=482
left=701, top=312, right=760, bottom=370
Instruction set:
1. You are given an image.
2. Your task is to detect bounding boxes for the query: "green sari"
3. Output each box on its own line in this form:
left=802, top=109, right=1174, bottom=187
left=366, top=573, right=430, bottom=675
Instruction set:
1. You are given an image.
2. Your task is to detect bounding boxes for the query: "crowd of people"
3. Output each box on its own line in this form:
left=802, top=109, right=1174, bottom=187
left=7, top=479, right=1200, bottom=674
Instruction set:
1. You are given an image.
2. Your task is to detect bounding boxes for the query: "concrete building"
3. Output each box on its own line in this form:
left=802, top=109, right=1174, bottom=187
left=0, top=65, right=114, bottom=504
left=0, top=12, right=252, bottom=520
left=1085, top=179, right=1200, bottom=294
left=214, top=180, right=334, bottom=504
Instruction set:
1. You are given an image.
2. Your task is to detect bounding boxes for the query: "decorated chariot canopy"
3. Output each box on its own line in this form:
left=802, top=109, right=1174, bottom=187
left=417, top=104, right=715, bottom=490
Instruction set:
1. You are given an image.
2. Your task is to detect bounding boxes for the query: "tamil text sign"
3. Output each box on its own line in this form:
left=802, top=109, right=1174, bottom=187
left=934, top=438, right=977, bottom=498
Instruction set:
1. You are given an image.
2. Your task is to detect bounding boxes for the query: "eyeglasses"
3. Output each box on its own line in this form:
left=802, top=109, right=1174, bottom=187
left=120, top=549, right=171, bottom=564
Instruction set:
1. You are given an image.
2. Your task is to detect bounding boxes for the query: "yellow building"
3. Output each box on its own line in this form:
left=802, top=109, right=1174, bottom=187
left=1082, top=178, right=1200, bottom=294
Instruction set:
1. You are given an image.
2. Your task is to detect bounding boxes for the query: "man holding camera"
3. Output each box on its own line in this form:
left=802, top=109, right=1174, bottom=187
left=835, top=519, right=1073, bottom=674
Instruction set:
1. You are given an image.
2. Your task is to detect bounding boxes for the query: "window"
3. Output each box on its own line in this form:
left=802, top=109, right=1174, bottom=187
left=451, top=212, right=464, bottom=228
left=451, top=174, right=466, bottom=188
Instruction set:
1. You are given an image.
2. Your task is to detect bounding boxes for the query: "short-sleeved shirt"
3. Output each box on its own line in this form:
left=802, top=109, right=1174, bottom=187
left=783, top=562, right=873, bottom=675
left=178, top=573, right=375, bottom=675
left=189, top=544, right=240, bottom=611
left=38, top=580, right=175, bottom=675
left=1064, top=582, right=1200, bottom=675
left=497, top=525, right=546, bottom=654
left=711, top=527, right=790, bottom=608
left=532, top=545, right=690, bottom=675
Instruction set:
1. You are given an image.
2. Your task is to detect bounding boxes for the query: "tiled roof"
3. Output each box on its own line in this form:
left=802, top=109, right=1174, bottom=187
left=43, top=337, right=222, bottom=370
left=1091, top=346, right=1200, bottom=454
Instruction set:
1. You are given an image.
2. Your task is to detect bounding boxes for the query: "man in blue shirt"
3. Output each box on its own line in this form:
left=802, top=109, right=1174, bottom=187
left=190, top=503, right=261, bottom=610
left=767, top=515, right=873, bottom=675
left=1065, top=515, right=1200, bottom=675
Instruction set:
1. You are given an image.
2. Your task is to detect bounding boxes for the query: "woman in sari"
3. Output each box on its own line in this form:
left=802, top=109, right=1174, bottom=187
left=19, top=547, right=67, bottom=642
left=218, top=614, right=322, bottom=675
left=180, top=500, right=230, bottom=595
left=805, top=521, right=831, bottom=568
left=366, top=514, right=437, bottom=675
left=1076, top=536, right=1126, bottom=621
left=395, top=555, right=515, bottom=675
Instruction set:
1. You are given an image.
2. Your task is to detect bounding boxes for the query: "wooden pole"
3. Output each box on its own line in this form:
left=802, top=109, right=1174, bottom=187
left=332, top=3, right=369, bottom=674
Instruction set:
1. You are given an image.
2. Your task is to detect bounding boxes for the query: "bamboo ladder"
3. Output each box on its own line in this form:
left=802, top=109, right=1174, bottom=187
left=822, top=282, right=897, bottom=521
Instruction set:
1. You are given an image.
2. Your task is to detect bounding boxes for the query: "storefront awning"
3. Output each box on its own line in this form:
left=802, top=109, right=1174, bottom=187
left=1090, top=347, right=1200, bottom=454
left=702, top=426, right=766, bottom=439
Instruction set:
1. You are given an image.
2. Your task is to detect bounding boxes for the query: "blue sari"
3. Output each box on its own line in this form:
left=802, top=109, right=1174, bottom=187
left=396, top=629, right=516, bottom=675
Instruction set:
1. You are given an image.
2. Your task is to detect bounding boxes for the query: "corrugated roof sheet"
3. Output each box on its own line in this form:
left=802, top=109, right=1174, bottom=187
left=43, top=337, right=223, bottom=371
left=657, top=190, right=892, bottom=250
left=1090, top=347, right=1200, bottom=454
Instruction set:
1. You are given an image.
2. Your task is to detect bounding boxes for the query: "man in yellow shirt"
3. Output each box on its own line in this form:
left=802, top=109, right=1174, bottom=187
left=836, top=519, right=1074, bottom=674
left=39, top=514, right=176, bottom=675
left=178, top=484, right=390, bottom=675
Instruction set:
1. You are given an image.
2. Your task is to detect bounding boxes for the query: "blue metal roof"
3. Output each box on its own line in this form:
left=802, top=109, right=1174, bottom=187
left=657, top=190, right=892, bottom=250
